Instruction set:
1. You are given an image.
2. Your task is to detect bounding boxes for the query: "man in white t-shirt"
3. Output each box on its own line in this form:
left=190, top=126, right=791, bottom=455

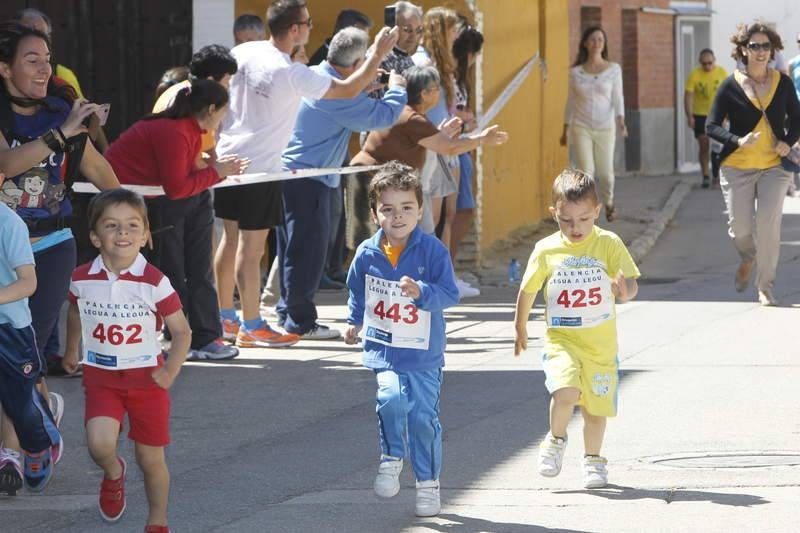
left=214, top=0, right=398, bottom=348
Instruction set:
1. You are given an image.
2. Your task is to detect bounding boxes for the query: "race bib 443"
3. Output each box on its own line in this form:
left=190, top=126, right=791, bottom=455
left=363, top=274, right=431, bottom=350
left=546, top=266, right=613, bottom=328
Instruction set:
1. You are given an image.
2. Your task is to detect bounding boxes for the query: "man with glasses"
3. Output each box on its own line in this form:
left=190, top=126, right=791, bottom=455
left=214, top=0, right=398, bottom=348
left=684, top=48, right=727, bottom=188
left=375, top=1, right=424, bottom=98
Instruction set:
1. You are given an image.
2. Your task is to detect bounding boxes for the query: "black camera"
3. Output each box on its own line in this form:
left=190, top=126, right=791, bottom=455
left=379, top=72, right=390, bottom=84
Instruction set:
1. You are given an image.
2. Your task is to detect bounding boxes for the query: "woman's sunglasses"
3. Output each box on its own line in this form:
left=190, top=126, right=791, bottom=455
left=747, top=42, right=772, bottom=51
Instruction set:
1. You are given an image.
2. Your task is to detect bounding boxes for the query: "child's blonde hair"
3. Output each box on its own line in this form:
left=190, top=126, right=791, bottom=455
left=551, top=168, right=599, bottom=206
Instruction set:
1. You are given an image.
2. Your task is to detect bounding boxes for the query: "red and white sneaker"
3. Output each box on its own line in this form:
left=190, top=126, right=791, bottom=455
left=99, top=457, right=127, bottom=522
left=236, top=325, right=299, bottom=348
left=144, top=525, right=171, bottom=533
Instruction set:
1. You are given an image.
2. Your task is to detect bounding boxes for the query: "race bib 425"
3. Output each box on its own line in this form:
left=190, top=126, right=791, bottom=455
left=546, top=266, right=613, bottom=328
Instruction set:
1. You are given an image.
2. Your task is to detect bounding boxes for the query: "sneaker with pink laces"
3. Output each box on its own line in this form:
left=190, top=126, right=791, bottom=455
left=236, top=325, right=300, bottom=348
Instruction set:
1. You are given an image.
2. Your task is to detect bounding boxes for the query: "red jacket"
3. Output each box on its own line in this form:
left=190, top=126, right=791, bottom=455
left=106, top=117, right=221, bottom=199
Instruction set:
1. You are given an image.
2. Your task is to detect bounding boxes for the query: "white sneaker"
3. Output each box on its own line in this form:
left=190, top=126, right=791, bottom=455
left=583, top=455, right=608, bottom=488
left=415, top=479, right=441, bottom=517
left=300, top=324, right=341, bottom=340
left=374, top=456, right=403, bottom=498
left=538, top=433, right=567, bottom=477
left=456, top=278, right=480, bottom=298
left=48, top=392, right=64, bottom=429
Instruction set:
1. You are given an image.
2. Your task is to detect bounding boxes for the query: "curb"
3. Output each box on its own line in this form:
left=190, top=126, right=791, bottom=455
left=627, top=177, right=695, bottom=263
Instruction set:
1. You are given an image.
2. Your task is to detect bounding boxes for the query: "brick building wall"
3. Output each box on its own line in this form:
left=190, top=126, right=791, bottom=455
left=567, top=0, right=677, bottom=175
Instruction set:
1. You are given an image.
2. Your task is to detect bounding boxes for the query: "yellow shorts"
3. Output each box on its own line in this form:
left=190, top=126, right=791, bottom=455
left=541, top=350, right=619, bottom=417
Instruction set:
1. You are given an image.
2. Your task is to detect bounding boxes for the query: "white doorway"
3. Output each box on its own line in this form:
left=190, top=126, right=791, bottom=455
left=675, top=16, right=711, bottom=173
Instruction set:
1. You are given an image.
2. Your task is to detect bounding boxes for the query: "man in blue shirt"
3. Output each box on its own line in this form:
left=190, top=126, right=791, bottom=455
left=278, top=27, right=407, bottom=339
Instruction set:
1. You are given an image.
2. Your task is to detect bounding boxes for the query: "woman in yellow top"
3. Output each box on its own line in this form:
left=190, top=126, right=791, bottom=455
left=706, top=22, right=800, bottom=306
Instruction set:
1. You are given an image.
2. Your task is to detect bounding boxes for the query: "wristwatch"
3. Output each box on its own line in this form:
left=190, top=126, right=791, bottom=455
left=41, top=129, right=63, bottom=153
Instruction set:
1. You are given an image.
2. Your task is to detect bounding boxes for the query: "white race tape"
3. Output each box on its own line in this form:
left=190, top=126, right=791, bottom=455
left=72, top=164, right=385, bottom=196
left=477, top=52, right=542, bottom=131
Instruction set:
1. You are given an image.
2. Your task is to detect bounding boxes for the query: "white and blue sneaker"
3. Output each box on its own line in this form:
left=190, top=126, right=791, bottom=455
left=187, top=339, right=239, bottom=361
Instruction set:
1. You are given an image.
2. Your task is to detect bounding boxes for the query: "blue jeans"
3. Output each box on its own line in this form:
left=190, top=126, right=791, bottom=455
left=375, top=368, right=443, bottom=482
left=29, top=238, right=76, bottom=371
left=276, top=179, right=331, bottom=334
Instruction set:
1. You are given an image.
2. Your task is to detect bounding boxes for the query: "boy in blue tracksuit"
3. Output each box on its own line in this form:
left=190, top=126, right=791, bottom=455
left=345, top=162, right=459, bottom=518
left=0, top=198, right=61, bottom=495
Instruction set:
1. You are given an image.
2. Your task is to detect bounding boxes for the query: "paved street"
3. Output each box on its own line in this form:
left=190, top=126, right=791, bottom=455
left=3, top=183, right=800, bottom=532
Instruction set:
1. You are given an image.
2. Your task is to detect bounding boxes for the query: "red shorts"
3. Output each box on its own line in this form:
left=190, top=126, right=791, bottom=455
left=84, top=383, right=171, bottom=446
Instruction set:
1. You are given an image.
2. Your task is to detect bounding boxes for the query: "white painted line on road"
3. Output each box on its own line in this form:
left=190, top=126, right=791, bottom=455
left=0, top=494, right=96, bottom=511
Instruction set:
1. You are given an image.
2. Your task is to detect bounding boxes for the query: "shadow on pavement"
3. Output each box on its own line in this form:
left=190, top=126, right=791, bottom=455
left=418, top=513, right=585, bottom=533
left=554, top=484, right=769, bottom=507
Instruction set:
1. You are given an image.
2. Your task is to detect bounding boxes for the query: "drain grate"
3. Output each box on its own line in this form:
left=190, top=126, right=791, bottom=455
left=642, top=451, right=800, bottom=469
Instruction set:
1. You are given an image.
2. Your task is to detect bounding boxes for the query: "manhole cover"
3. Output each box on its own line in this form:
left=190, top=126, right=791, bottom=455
left=643, top=452, right=800, bottom=469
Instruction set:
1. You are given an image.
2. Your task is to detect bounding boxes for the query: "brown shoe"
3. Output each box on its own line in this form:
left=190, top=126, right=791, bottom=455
left=734, top=260, right=753, bottom=293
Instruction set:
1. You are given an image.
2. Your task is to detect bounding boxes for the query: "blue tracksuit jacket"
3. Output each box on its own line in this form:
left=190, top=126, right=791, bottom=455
left=346, top=227, right=459, bottom=371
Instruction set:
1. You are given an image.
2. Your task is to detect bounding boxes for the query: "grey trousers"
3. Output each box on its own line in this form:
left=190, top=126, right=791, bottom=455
left=719, top=165, right=791, bottom=291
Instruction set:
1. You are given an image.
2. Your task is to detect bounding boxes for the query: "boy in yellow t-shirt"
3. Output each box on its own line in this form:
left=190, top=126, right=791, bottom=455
left=513, top=168, right=640, bottom=489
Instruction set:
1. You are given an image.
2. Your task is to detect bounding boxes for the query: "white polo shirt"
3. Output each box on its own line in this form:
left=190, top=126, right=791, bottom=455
left=217, top=40, right=332, bottom=173
left=68, top=254, right=182, bottom=371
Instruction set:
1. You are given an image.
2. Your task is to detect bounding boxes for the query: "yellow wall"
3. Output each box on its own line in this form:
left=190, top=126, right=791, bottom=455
left=234, top=0, right=569, bottom=255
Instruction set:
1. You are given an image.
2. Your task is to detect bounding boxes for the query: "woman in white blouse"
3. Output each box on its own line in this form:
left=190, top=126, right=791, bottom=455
left=560, top=26, right=627, bottom=221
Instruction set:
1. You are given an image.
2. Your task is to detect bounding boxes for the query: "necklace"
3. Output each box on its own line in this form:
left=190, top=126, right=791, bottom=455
left=745, top=68, right=770, bottom=86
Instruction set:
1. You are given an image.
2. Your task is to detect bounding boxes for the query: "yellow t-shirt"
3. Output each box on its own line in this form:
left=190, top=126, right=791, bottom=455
left=684, top=65, right=727, bottom=116
left=382, top=241, right=405, bottom=268
left=724, top=70, right=781, bottom=170
left=153, top=80, right=216, bottom=152
left=521, top=226, right=640, bottom=363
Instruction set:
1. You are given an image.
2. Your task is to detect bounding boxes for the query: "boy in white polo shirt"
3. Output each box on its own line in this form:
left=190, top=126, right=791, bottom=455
left=63, top=189, right=190, bottom=533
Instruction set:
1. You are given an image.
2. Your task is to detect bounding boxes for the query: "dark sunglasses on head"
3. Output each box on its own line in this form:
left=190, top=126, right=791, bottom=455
left=747, top=41, right=772, bottom=51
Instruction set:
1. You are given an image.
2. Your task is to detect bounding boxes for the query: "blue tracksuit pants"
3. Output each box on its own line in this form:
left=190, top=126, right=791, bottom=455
left=375, top=368, right=443, bottom=482
left=0, top=324, right=60, bottom=454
